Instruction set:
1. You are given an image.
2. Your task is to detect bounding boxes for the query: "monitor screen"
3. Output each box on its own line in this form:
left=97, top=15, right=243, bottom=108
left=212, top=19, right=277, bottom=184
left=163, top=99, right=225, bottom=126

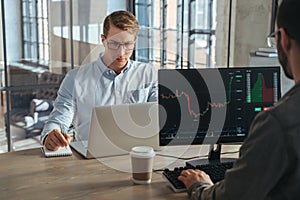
left=158, top=67, right=281, bottom=146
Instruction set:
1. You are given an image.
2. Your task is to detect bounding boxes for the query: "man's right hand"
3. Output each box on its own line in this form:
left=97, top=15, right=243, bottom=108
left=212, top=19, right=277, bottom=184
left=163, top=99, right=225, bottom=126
left=178, top=169, right=214, bottom=189
left=44, top=129, right=71, bottom=151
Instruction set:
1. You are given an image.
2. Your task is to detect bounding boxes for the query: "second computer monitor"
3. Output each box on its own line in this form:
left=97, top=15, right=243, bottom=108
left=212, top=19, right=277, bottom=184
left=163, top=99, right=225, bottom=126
left=158, top=67, right=281, bottom=146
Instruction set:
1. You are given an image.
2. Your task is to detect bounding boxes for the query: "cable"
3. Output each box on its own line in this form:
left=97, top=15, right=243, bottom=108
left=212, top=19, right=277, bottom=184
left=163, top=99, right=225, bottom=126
left=156, top=153, right=208, bottom=160
left=156, top=150, right=239, bottom=161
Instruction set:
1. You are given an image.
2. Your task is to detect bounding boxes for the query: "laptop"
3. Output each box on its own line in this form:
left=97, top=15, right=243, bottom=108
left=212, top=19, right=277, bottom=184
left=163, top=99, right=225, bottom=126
left=70, top=102, right=160, bottom=159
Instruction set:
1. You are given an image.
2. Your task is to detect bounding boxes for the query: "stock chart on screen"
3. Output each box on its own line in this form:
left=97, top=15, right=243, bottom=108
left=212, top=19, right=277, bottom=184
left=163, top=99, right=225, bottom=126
left=158, top=67, right=281, bottom=146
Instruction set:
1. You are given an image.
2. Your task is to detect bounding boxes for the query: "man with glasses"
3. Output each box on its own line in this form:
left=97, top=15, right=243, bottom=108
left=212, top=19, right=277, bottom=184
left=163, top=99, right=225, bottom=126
left=179, top=0, right=300, bottom=199
left=41, top=10, right=158, bottom=150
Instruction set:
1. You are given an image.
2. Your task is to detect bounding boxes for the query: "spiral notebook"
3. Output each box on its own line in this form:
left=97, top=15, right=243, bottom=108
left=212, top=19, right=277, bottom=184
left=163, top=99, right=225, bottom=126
left=41, top=145, right=73, bottom=157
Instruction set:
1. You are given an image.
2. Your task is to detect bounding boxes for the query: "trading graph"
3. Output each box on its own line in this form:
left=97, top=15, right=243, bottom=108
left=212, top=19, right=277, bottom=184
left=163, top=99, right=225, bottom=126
left=160, top=76, right=233, bottom=120
left=158, top=67, right=281, bottom=146
left=246, top=71, right=279, bottom=103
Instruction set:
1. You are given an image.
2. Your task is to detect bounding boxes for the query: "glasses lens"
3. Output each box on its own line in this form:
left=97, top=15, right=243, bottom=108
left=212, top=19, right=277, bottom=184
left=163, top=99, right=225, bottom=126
left=107, top=40, right=135, bottom=50
left=107, top=41, right=119, bottom=50
left=124, top=42, right=135, bottom=50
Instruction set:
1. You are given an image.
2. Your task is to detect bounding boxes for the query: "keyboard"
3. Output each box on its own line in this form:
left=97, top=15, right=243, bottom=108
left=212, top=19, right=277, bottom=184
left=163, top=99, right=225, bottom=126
left=162, top=161, right=234, bottom=192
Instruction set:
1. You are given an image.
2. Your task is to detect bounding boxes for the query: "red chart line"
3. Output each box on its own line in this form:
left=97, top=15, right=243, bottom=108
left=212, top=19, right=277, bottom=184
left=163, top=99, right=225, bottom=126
left=161, top=89, right=227, bottom=119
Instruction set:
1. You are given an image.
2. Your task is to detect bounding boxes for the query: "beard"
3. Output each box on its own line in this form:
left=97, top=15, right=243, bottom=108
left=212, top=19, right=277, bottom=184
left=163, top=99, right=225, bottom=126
left=277, top=40, right=293, bottom=79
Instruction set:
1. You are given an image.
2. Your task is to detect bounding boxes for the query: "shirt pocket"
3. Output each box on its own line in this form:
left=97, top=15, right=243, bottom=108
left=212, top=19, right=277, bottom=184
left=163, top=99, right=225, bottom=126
left=126, top=88, right=150, bottom=103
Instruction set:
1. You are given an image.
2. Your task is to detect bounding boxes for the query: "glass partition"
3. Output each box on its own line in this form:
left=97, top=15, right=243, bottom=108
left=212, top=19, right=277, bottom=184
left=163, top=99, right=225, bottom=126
left=0, top=0, right=276, bottom=152
left=0, top=0, right=125, bottom=152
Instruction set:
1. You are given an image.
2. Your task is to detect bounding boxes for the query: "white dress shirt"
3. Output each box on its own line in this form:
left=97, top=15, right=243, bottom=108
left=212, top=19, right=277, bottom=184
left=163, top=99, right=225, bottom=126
left=41, top=53, right=158, bottom=143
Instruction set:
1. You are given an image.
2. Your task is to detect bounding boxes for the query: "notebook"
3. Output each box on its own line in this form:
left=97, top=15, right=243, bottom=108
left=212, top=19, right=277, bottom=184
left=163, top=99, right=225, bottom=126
left=41, top=145, right=73, bottom=157
left=70, top=102, right=160, bottom=159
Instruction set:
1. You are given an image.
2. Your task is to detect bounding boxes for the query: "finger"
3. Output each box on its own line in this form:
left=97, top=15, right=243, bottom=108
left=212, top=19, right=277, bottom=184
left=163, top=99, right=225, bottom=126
left=65, top=134, right=72, bottom=144
left=181, top=169, right=198, bottom=176
left=49, top=134, right=63, bottom=147
left=178, top=175, right=184, bottom=182
left=49, top=131, right=63, bottom=146
left=46, top=131, right=65, bottom=149
left=198, top=170, right=210, bottom=177
left=45, top=138, right=59, bottom=151
left=53, top=130, right=69, bottom=146
left=181, top=169, right=193, bottom=176
left=46, top=142, right=59, bottom=151
left=195, top=170, right=214, bottom=185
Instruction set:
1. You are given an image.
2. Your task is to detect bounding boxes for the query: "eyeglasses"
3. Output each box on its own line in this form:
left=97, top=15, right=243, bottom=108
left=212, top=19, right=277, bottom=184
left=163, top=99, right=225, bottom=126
left=106, top=40, right=135, bottom=50
left=268, top=29, right=280, bottom=38
left=267, top=29, right=280, bottom=48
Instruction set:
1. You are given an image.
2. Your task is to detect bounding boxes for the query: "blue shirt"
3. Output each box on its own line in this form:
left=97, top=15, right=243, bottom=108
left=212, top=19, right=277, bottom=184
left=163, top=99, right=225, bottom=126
left=41, top=53, right=158, bottom=143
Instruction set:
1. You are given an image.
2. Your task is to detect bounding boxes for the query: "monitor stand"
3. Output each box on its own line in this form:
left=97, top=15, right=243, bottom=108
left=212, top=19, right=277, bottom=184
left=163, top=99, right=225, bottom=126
left=185, top=144, right=237, bottom=167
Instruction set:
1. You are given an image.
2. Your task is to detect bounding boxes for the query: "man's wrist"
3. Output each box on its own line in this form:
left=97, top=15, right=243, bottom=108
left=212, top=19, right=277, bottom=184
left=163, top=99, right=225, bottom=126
left=187, top=182, right=203, bottom=198
left=41, top=134, right=48, bottom=145
left=187, top=181, right=213, bottom=199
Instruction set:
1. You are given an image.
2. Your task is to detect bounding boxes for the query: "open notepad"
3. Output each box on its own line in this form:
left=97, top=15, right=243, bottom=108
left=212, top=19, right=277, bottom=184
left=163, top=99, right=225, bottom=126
left=41, top=146, right=73, bottom=157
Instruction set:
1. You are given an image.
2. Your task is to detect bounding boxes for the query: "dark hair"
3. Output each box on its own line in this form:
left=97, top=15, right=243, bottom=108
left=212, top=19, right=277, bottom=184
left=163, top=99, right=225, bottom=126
left=103, top=10, right=139, bottom=37
left=277, top=0, right=300, bottom=45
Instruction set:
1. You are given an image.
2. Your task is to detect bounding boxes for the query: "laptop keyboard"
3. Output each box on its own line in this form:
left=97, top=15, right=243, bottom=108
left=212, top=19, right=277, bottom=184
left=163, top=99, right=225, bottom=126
left=162, top=161, right=234, bottom=192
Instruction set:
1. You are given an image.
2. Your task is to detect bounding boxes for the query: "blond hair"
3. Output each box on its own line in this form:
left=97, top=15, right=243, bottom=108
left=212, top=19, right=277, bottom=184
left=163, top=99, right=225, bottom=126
left=103, top=10, right=139, bottom=37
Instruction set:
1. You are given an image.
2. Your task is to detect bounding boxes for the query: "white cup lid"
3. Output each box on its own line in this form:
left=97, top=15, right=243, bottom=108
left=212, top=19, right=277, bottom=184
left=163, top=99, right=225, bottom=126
left=130, top=146, right=155, bottom=158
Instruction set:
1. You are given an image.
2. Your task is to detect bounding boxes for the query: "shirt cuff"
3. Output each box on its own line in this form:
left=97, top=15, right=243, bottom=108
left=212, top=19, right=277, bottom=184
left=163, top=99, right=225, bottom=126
left=187, top=182, right=213, bottom=199
left=188, top=182, right=202, bottom=198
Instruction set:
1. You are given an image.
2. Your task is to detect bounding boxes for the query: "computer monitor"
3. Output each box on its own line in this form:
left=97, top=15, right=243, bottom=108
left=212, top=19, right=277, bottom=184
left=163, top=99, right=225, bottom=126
left=158, top=67, right=281, bottom=165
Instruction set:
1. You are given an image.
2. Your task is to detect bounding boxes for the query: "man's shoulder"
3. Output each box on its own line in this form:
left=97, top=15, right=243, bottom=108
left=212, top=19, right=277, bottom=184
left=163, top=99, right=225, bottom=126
left=129, top=60, right=157, bottom=75
left=268, top=87, right=300, bottom=128
left=61, top=61, right=99, bottom=83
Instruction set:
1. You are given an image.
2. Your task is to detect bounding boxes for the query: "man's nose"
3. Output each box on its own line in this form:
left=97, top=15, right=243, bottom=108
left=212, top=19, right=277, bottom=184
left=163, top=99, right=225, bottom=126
left=117, top=44, right=126, bottom=55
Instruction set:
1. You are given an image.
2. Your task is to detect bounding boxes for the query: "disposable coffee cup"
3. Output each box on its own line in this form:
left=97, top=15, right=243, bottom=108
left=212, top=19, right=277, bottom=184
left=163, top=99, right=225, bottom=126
left=130, top=146, right=155, bottom=184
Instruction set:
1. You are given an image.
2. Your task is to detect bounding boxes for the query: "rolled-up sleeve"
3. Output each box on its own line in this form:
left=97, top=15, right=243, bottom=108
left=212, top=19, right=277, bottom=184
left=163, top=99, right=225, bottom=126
left=40, top=70, right=77, bottom=144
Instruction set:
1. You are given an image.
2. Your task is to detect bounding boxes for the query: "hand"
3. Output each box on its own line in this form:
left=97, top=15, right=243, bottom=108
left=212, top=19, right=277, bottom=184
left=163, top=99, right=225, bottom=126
left=178, top=169, right=214, bottom=189
left=44, top=129, right=72, bottom=151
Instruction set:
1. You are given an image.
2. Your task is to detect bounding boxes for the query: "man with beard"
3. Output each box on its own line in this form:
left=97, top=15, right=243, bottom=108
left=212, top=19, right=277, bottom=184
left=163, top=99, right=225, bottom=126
left=178, top=0, right=300, bottom=199
left=41, top=10, right=158, bottom=151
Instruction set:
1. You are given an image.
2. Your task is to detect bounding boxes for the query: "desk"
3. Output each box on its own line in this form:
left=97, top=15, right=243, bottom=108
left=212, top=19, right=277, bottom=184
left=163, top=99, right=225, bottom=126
left=0, top=145, right=240, bottom=200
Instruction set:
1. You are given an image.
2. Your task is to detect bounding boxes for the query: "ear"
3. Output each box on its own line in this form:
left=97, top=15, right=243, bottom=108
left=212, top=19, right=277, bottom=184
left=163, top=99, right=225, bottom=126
left=279, top=28, right=292, bottom=54
left=100, top=34, right=106, bottom=43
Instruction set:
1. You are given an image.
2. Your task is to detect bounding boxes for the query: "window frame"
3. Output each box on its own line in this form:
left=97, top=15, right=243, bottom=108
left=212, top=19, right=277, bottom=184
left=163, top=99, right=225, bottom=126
left=132, top=0, right=216, bottom=69
left=21, top=0, right=49, bottom=67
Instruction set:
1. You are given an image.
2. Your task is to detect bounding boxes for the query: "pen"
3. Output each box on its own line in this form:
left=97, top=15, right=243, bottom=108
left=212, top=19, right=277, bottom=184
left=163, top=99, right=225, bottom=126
left=60, top=124, right=67, bottom=139
left=60, top=124, right=69, bottom=149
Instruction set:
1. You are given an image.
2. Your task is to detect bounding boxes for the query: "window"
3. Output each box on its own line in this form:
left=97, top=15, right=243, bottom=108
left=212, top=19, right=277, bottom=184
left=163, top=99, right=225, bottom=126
left=133, top=0, right=216, bottom=69
left=22, top=0, right=49, bottom=66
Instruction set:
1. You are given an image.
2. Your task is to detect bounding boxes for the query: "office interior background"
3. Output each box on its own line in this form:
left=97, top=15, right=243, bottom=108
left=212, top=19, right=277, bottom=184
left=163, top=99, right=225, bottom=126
left=0, top=0, right=290, bottom=153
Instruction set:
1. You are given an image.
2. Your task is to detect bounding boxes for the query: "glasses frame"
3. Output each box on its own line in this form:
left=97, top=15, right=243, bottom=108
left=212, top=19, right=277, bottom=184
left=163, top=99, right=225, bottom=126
left=104, top=38, right=136, bottom=51
left=268, top=29, right=280, bottom=38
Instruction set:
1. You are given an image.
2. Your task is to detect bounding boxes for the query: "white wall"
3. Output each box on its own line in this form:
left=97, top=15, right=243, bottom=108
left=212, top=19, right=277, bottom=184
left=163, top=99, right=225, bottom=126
left=215, top=0, right=273, bottom=67
left=230, top=0, right=272, bottom=67
left=215, top=0, right=230, bottom=67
